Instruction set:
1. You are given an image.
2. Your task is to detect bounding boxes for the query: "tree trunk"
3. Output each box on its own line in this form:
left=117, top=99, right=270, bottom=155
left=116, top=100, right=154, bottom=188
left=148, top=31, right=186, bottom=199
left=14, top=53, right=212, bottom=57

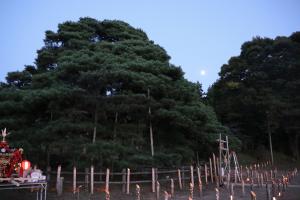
left=92, top=104, right=98, bottom=144
left=267, top=115, right=274, bottom=164
left=113, top=112, right=118, bottom=139
left=290, top=133, right=300, bottom=160
left=295, top=134, right=299, bottom=160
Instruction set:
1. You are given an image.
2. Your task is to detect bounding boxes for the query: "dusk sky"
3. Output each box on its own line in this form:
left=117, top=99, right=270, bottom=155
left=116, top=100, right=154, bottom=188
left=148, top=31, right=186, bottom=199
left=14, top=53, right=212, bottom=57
left=1, top=0, right=299, bottom=91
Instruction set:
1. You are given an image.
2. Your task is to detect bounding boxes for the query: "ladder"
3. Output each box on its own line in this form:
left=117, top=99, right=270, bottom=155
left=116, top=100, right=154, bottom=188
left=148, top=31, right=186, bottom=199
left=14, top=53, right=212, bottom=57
left=217, top=133, right=241, bottom=184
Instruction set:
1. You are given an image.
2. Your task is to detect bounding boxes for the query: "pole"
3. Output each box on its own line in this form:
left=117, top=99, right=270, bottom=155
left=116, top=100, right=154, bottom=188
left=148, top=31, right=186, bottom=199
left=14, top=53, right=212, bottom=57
left=148, top=88, right=154, bottom=157
left=267, top=112, right=274, bottom=165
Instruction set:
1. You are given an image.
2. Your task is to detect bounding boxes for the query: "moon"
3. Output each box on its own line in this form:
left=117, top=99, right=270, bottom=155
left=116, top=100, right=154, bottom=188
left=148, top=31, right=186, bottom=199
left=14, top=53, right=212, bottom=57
left=200, top=70, right=206, bottom=76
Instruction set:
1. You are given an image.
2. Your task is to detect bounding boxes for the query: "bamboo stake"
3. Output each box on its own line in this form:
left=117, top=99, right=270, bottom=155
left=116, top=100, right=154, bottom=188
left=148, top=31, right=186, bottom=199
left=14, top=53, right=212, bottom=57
left=215, top=188, right=219, bottom=200
left=182, top=167, right=185, bottom=187
left=178, top=169, right=182, bottom=189
left=242, top=179, right=245, bottom=196
left=250, top=191, right=256, bottom=200
left=105, top=190, right=110, bottom=200
left=56, top=165, right=62, bottom=196
left=156, top=181, right=160, bottom=200
left=164, top=191, right=169, bottom=200
left=189, top=182, right=194, bottom=200
left=234, top=167, right=237, bottom=183
left=190, top=165, right=194, bottom=187
left=227, top=173, right=230, bottom=189
left=216, top=157, right=220, bottom=179
left=73, top=166, right=76, bottom=194
left=199, top=179, right=203, bottom=198
left=136, top=184, right=140, bottom=200
left=105, top=168, right=109, bottom=193
left=126, top=168, right=130, bottom=194
left=170, top=178, right=174, bottom=197
left=91, top=166, right=94, bottom=194
left=213, top=154, right=217, bottom=182
left=240, top=165, right=243, bottom=181
left=205, top=164, right=208, bottom=184
left=210, top=158, right=214, bottom=183
left=197, top=167, right=201, bottom=187
left=152, top=167, right=156, bottom=192
left=56, top=165, right=61, bottom=183
left=230, top=183, right=234, bottom=198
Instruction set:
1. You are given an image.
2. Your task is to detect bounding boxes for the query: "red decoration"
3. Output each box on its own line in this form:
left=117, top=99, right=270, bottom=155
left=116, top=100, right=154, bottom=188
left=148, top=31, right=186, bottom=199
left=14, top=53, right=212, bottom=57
left=0, top=129, right=24, bottom=178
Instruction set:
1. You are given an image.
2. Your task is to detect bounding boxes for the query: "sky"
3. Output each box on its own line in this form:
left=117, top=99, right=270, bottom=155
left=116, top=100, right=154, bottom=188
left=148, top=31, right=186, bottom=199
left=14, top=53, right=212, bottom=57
left=1, top=0, right=299, bottom=91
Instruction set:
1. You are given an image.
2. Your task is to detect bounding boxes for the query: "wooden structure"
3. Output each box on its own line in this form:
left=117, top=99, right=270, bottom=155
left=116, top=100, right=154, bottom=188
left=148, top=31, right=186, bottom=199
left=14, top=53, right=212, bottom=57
left=218, top=133, right=241, bottom=185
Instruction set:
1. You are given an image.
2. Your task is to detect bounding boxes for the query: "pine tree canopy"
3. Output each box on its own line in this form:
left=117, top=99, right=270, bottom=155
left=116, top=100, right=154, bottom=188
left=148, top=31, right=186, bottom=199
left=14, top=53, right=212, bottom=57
left=1, top=18, right=231, bottom=169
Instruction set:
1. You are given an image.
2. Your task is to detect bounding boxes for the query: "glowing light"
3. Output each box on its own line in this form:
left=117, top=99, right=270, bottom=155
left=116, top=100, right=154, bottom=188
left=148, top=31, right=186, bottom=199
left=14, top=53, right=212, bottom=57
left=230, top=195, right=233, bottom=200
left=21, top=160, right=31, bottom=170
left=200, top=70, right=206, bottom=76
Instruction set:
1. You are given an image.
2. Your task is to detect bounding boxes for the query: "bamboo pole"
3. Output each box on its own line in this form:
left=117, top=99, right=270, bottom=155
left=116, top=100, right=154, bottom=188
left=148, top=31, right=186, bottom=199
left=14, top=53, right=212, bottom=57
left=213, top=154, right=217, bottom=182
left=199, top=179, right=203, bottom=198
left=210, top=158, right=213, bottom=183
left=164, top=191, right=169, bottom=200
left=205, top=164, right=208, bottom=184
left=250, top=191, right=256, bottom=200
left=73, top=166, right=76, bottom=194
left=105, top=168, right=110, bottom=193
left=197, top=167, right=201, bottom=186
left=227, top=173, right=230, bottom=189
left=136, top=184, right=140, bottom=200
left=240, top=165, right=243, bottom=181
left=178, top=169, right=182, bottom=190
left=242, top=179, right=245, bottom=196
left=156, top=181, right=160, bottom=200
left=126, top=168, right=130, bottom=194
left=56, top=165, right=62, bottom=196
left=189, top=182, right=194, bottom=200
left=230, top=183, right=234, bottom=198
left=56, top=165, right=61, bottom=183
left=91, top=166, right=94, bottom=194
left=190, top=165, right=194, bottom=187
left=152, top=167, right=156, bottom=192
left=182, top=167, right=185, bottom=187
left=105, top=190, right=110, bottom=200
left=170, top=178, right=174, bottom=197
left=215, top=188, right=219, bottom=200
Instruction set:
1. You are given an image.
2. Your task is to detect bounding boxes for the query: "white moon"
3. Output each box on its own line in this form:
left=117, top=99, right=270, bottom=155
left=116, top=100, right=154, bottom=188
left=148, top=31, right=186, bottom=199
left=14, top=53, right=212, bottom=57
left=200, top=70, right=206, bottom=76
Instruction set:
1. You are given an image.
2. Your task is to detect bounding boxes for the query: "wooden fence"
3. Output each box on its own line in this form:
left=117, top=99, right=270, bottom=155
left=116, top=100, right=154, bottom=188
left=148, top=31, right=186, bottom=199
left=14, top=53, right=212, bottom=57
left=46, top=159, right=298, bottom=198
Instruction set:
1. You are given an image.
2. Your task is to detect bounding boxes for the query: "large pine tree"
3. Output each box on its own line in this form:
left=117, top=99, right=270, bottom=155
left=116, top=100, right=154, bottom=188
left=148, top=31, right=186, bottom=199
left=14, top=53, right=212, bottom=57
left=1, top=18, right=232, bottom=169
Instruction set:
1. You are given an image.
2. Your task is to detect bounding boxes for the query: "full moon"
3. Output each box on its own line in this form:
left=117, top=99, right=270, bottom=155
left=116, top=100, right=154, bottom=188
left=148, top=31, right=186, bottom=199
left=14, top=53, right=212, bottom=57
left=200, top=70, right=206, bottom=76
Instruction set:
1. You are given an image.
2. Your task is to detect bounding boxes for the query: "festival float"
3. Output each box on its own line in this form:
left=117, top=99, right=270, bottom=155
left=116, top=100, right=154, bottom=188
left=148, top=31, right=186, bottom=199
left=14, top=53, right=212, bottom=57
left=0, top=128, right=46, bottom=183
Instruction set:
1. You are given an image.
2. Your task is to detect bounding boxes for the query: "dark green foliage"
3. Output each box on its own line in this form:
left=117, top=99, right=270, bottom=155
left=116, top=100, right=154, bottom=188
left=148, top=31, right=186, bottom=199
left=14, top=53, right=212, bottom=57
left=208, top=32, right=300, bottom=160
left=1, top=18, right=229, bottom=169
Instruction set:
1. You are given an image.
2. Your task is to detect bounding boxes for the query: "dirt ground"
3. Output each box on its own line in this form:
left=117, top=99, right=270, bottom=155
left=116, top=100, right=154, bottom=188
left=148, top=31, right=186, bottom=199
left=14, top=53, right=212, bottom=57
left=1, top=173, right=300, bottom=200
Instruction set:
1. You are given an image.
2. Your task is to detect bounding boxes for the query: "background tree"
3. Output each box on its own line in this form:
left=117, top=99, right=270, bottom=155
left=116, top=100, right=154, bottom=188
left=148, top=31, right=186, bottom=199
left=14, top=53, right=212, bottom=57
left=208, top=32, right=300, bottom=161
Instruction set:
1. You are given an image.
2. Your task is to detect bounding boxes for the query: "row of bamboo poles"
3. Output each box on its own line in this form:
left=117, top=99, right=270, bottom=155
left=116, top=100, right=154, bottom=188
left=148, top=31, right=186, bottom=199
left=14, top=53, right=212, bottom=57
left=50, top=156, right=296, bottom=199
